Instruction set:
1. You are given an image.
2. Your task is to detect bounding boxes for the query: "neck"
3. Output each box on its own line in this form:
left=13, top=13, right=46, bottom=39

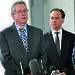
left=19, top=24, right=25, bottom=28
left=53, top=27, right=61, bottom=32
left=15, top=22, right=26, bottom=28
left=54, top=29, right=60, bottom=32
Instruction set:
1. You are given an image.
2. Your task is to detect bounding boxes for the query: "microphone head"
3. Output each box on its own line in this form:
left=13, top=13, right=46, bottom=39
left=49, top=65, right=57, bottom=73
left=29, top=59, right=41, bottom=75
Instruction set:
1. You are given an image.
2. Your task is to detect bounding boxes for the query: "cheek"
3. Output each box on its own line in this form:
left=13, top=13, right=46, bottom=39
left=50, top=20, right=52, bottom=23
left=15, top=15, right=21, bottom=19
left=57, top=20, right=63, bottom=25
left=26, top=14, right=28, bottom=18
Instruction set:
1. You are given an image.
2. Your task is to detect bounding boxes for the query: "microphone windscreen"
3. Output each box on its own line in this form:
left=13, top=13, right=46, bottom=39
left=49, top=65, right=57, bottom=73
left=29, top=59, right=41, bottom=75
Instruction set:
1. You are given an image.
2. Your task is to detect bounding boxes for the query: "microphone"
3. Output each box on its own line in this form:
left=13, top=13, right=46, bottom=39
left=49, top=65, right=60, bottom=75
left=29, top=59, right=41, bottom=75
left=49, top=66, right=66, bottom=75
left=49, top=65, right=57, bottom=73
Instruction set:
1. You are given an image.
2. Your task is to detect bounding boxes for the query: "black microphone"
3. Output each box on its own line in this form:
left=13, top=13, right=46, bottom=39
left=49, top=65, right=57, bottom=73
left=29, top=59, right=41, bottom=75
left=49, top=65, right=59, bottom=75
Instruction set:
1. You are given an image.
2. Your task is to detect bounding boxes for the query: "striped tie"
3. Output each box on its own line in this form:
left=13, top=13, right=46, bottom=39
left=19, top=28, right=28, bottom=53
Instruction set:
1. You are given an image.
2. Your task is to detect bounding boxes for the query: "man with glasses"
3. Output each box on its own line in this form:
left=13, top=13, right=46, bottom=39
left=0, top=1, right=47, bottom=75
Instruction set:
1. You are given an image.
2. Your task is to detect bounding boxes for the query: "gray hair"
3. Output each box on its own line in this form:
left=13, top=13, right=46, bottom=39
left=11, top=1, right=28, bottom=14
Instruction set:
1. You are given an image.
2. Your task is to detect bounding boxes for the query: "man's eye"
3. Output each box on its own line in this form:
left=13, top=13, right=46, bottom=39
left=51, top=17, right=54, bottom=19
left=56, top=17, right=59, bottom=19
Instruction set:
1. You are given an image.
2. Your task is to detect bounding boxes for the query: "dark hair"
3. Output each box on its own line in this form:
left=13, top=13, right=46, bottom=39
left=50, top=8, right=65, bottom=19
left=11, top=1, right=28, bottom=14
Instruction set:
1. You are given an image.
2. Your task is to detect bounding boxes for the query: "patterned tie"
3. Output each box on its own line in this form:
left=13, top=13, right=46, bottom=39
left=55, top=32, right=60, bottom=56
left=19, top=28, right=28, bottom=53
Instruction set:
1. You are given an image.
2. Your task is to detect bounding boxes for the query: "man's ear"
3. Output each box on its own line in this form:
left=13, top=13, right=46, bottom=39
left=11, top=13, right=15, bottom=19
left=62, top=19, right=64, bottom=24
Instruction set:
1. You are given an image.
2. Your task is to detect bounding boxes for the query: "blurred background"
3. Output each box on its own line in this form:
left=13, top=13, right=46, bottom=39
left=0, top=0, right=75, bottom=33
left=0, top=0, right=75, bottom=74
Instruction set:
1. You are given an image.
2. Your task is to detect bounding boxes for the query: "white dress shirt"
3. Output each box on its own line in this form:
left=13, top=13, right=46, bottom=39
left=51, top=28, right=62, bottom=50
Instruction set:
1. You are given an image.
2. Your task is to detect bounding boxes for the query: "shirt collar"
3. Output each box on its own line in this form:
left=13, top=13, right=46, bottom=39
left=15, top=23, right=27, bottom=31
left=15, top=23, right=27, bottom=36
left=52, top=28, right=62, bottom=39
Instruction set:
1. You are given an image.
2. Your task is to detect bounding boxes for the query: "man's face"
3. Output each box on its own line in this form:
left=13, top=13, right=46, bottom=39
left=50, top=11, right=64, bottom=31
left=11, top=4, right=28, bottom=26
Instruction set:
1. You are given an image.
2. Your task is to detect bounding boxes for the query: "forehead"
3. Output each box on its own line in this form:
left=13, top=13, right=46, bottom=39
left=14, top=4, right=26, bottom=10
left=50, top=11, right=62, bottom=17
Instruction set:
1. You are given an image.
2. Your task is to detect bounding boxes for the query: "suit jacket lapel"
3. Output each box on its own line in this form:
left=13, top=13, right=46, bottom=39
left=27, top=25, right=33, bottom=58
left=10, top=23, right=27, bottom=55
left=46, top=30, right=59, bottom=58
left=61, top=29, right=69, bottom=59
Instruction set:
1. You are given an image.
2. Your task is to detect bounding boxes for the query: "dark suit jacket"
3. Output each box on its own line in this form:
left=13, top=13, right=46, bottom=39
left=43, top=28, right=75, bottom=75
left=0, top=23, right=47, bottom=75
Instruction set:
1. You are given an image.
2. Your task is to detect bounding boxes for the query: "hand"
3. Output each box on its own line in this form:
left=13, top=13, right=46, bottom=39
left=51, top=72, right=61, bottom=75
left=51, top=72, right=66, bottom=75
left=59, top=72, right=66, bottom=75
left=51, top=70, right=66, bottom=75
left=51, top=70, right=59, bottom=75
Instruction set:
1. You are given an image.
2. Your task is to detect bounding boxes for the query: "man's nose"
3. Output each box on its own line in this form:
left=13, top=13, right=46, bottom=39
left=53, top=19, right=56, bottom=21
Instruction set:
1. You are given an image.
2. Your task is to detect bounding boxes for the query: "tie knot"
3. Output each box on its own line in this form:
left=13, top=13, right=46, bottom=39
left=55, top=32, right=59, bottom=35
left=19, top=28, right=26, bottom=32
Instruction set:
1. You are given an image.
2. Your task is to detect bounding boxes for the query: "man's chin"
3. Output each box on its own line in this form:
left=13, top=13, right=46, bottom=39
left=21, top=22, right=27, bottom=24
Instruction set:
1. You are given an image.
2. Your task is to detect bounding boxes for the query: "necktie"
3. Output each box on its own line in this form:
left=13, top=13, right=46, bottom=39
left=55, top=32, right=60, bottom=56
left=19, top=28, right=28, bottom=53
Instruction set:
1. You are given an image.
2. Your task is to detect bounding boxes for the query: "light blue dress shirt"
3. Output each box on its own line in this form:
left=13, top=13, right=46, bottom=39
left=15, top=24, right=27, bottom=37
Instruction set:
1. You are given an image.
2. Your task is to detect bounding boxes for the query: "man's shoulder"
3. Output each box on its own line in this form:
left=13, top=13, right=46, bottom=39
left=43, top=30, right=51, bottom=39
left=62, top=29, right=75, bottom=39
left=63, top=29, right=75, bottom=35
left=1, top=24, right=13, bottom=34
left=44, top=30, right=51, bottom=36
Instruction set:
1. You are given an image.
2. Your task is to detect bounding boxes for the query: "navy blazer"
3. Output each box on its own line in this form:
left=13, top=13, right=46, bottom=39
left=0, top=23, right=47, bottom=75
left=43, top=28, right=75, bottom=75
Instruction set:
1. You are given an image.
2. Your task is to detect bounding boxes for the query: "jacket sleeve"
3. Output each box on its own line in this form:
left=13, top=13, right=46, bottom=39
left=0, top=32, right=18, bottom=75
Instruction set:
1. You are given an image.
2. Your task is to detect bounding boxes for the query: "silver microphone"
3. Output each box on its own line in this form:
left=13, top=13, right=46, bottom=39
left=20, top=62, right=24, bottom=75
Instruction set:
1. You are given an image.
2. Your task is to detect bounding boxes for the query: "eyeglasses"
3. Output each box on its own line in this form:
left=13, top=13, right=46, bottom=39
left=16, top=10, right=28, bottom=14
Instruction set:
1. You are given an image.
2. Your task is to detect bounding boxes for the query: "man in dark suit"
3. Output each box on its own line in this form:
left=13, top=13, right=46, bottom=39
left=0, top=1, right=47, bottom=75
left=72, top=41, right=75, bottom=73
left=43, top=8, right=75, bottom=75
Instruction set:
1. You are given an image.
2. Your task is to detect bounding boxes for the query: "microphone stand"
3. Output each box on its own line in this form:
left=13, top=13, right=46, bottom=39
left=41, top=59, right=49, bottom=75
left=20, top=62, right=24, bottom=75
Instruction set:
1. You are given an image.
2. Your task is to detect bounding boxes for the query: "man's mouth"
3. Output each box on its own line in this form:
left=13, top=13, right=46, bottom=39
left=22, top=17, right=26, bottom=19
